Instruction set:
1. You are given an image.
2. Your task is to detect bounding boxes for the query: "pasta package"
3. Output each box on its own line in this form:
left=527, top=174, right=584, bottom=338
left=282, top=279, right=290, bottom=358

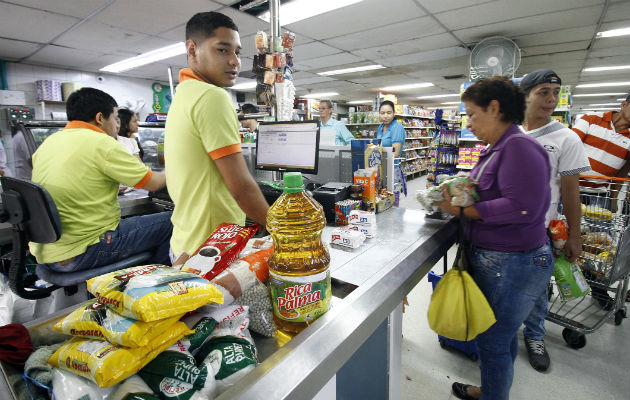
left=53, top=299, right=186, bottom=348
left=87, top=265, right=223, bottom=322
left=48, top=323, right=193, bottom=388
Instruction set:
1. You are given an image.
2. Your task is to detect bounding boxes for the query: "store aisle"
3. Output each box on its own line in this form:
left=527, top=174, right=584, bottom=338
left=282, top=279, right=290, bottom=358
left=400, top=175, right=630, bottom=400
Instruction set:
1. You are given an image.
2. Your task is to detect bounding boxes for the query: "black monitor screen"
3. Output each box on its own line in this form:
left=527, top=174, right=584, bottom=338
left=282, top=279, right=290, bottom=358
left=255, top=121, right=319, bottom=174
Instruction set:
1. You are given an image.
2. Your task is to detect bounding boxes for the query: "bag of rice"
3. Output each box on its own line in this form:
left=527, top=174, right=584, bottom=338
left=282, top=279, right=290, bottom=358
left=52, top=368, right=116, bottom=400
left=48, top=322, right=193, bottom=388
left=139, top=340, right=217, bottom=400
left=53, top=299, right=186, bottom=348
left=86, top=265, right=223, bottom=322
left=110, top=375, right=158, bottom=400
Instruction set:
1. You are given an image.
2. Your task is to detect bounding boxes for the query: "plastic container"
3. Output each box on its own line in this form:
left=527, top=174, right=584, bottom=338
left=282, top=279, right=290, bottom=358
left=266, top=172, right=332, bottom=335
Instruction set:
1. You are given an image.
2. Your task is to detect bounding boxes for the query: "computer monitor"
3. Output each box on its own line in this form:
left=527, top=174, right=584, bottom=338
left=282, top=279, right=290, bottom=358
left=255, top=121, right=319, bottom=175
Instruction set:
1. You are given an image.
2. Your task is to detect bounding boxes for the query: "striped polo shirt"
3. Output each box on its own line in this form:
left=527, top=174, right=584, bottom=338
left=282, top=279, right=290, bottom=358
left=572, top=111, right=630, bottom=178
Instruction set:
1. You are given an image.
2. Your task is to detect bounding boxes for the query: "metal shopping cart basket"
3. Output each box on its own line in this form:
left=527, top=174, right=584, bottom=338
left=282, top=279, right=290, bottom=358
left=548, top=174, right=629, bottom=349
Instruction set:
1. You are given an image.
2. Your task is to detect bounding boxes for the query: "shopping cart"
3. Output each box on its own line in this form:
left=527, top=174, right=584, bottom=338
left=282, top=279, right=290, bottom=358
left=548, top=175, right=630, bottom=349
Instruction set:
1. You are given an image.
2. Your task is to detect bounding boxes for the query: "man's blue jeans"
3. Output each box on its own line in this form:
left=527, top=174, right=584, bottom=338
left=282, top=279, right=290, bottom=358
left=469, top=242, right=554, bottom=400
left=46, top=211, right=173, bottom=272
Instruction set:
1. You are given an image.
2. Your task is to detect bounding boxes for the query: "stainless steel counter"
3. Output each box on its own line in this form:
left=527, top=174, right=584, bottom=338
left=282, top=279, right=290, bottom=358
left=0, top=207, right=456, bottom=399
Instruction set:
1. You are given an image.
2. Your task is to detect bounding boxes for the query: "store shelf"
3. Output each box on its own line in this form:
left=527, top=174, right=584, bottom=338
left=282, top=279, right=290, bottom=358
left=457, top=165, right=474, bottom=170
left=403, top=156, right=423, bottom=161
left=404, top=146, right=430, bottom=151
left=404, top=126, right=436, bottom=129
left=406, top=136, right=433, bottom=140
left=346, top=123, right=380, bottom=126
left=404, top=168, right=427, bottom=176
left=458, top=137, right=481, bottom=142
left=397, top=114, right=433, bottom=119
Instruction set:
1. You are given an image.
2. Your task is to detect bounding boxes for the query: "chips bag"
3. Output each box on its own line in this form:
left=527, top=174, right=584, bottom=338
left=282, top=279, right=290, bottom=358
left=48, top=324, right=192, bottom=388
left=53, top=299, right=186, bottom=348
left=86, top=265, right=223, bottom=322
left=549, top=220, right=568, bottom=255
left=181, top=224, right=258, bottom=282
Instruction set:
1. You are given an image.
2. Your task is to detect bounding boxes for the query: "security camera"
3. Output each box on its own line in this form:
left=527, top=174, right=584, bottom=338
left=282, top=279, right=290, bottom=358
left=96, top=76, right=105, bottom=83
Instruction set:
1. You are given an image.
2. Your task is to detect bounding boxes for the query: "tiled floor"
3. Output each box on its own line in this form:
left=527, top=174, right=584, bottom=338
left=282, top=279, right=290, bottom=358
left=399, top=174, right=630, bottom=400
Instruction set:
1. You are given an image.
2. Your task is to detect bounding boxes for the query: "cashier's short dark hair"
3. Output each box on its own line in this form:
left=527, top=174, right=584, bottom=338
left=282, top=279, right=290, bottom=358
left=186, top=11, right=238, bottom=42
left=462, top=76, right=525, bottom=124
left=240, top=103, right=258, bottom=114
left=66, top=87, right=117, bottom=122
left=379, top=100, right=395, bottom=111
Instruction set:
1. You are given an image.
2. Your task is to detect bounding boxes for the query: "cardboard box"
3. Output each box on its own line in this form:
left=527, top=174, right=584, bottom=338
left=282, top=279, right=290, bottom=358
left=354, top=169, right=377, bottom=203
left=376, top=193, right=395, bottom=213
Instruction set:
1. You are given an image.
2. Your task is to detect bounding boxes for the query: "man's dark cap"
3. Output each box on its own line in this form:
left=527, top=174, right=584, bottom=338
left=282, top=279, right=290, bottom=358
left=520, top=69, right=562, bottom=92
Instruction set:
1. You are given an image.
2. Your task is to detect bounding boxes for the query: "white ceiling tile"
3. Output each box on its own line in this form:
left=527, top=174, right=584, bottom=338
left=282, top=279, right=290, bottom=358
left=0, top=38, right=42, bottom=61
left=293, top=42, right=343, bottom=61
left=122, top=62, right=174, bottom=80
left=521, top=41, right=591, bottom=57
left=589, top=45, right=630, bottom=59
left=294, top=76, right=338, bottom=86
left=324, top=17, right=446, bottom=52
left=238, top=34, right=258, bottom=59
left=352, top=33, right=460, bottom=60
left=418, top=0, right=499, bottom=14
left=584, top=55, right=630, bottom=68
left=123, top=36, right=180, bottom=54
left=158, top=24, right=186, bottom=41
left=13, top=0, right=112, bottom=19
left=514, top=26, right=597, bottom=47
left=440, top=2, right=603, bottom=31
left=0, top=3, right=80, bottom=43
left=603, top=1, right=630, bottom=23
left=377, top=46, right=470, bottom=68
left=26, top=45, right=104, bottom=68
left=349, top=73, right=410, bottom=85
left=590, top=36, right=630, bottom=51
left=92, top=0, right=222, bottom=35
left=218, top=7, right=270, bottom=36
left=52, top=21, right=149, bottom=53
left=295, top=52, right=365, bottom=70
left=283, top=0, right=425, bottom=40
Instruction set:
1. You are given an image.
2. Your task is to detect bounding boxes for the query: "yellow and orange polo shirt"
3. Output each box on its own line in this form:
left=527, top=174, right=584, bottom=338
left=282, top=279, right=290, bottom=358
left=29, top=121, right=152, bottom=263
left=164, top=68, right=245, bottom=256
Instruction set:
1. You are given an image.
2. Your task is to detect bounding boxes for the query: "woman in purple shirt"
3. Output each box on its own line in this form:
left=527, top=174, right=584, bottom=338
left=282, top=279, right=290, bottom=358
left=435, top=77, right=553, bottom=400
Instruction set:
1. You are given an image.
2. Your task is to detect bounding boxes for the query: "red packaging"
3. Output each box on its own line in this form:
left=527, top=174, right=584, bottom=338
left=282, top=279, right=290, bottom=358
left=549, top=219, right=568, bottom=253
left=182, top=223, right=258, bottom=281
left=265, top=54, right=274, bottom=69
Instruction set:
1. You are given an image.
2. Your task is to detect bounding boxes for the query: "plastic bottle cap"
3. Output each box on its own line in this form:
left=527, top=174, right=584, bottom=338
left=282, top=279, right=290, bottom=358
left=283, top=172, right=305, bottom=193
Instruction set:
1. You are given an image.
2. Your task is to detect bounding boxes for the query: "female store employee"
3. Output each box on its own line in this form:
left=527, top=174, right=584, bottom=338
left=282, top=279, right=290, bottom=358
left=377, top=100, right=405, bottom=157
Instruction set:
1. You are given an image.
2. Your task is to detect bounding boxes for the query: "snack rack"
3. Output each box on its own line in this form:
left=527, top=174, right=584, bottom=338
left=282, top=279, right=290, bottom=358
left=427, top=122, right=460, bottom=185
left=546, top=175, right=629, bottom=348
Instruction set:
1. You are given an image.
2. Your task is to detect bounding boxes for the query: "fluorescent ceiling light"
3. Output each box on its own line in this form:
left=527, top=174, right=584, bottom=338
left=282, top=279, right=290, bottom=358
left=596, top=27, right=630, bottom=38
left=441, top=101, right=461, bottom=105
left=301, top=92, right=339, bottom=98
left=347, top=100, right=373, bottom=104
left=618, top=98, right=626, bottom=101
left=417, top=93, right=460, bottom=99
left=318, top=64, right=385, bottom=76
left=587, top=103, right=621, bottom=106
left=575, top=82, right=630, bottom=88
left=259, top=0, right=363, bottom=25
left=581, top=107, right=620, bottom=111
left=380, top=82, right=434, bottom=91
left=231, top=80, right=257, bottom=90
left=583, top=65, right=630, bottom=72
left=101, top=42, right=185, bottom=73
left=572, top=92, right=626, bottom=97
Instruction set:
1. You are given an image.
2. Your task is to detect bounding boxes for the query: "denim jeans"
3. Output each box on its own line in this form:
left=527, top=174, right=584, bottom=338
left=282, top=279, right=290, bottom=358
left=469, top=242, right=554, bottom=400
left=522, top=289, right=548, bottom=340
left=46, top=211, right=173, bottom=272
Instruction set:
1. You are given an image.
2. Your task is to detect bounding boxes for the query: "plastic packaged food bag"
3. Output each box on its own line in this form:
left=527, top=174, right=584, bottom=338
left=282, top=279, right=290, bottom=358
left=554, top=254, right=590, bottom=301
left=52, top=368, right=116, bottom=400
left=86, top=265, right=223, bottom=322
left=48, top=321, right=193, bottom=387
left=181, top=224, right=258, bottom=281
left=549, top=220, right=568, bottom=254
left=417, top=174, right=478, bottom=212
left=234, top=280, right=277, bottom=337
left=53, top=299, right=186, bottom=348
left=109, top=375, right=158, bottom=400
left=139, top=340, right=217, bottom=400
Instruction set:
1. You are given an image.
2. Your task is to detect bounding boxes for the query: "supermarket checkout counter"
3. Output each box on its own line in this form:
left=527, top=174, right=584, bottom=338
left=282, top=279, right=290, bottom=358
left=0, top=207, right=456, bottom=399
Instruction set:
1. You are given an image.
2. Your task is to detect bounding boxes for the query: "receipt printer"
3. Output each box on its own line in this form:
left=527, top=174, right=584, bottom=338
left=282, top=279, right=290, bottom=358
left=312, top=182, right=352, bottom=222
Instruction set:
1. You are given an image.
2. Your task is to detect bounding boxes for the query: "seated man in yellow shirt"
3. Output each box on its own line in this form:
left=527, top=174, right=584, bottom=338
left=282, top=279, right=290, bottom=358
left=30, top=87, right=172, bottom=272
left=165, top=11, right=269, bottom=262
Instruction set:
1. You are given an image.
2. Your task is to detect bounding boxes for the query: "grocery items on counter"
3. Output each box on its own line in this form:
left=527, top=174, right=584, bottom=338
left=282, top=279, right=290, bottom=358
left=416, top=173, right=479, bottom=213
left=348, top=210, right=377, bottom=238
left=330, top=227, right=366, bottom=248
left=86, top=265, right=224, bottom=322
left=266, top=172, right=332, bottom=335
left=334, top=199, right=361, bottom=225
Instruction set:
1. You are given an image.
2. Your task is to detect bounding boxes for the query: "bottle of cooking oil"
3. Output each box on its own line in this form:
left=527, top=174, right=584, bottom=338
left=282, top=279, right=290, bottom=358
left=267, top=172, right=331, bottom=335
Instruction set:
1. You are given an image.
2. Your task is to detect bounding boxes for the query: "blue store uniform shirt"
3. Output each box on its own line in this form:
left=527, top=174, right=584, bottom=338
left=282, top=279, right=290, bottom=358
left=321, top=118, right=355, bottom=145
left=377, top=120, right=405, bottom=153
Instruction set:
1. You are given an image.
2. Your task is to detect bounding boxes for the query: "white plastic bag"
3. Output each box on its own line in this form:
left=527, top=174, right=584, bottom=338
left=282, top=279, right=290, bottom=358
left=0, top=275, right=14, bottom=326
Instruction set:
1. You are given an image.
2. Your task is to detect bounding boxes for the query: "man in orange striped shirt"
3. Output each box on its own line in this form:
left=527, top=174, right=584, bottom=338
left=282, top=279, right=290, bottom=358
left=573, top=93, right=630, bottom=183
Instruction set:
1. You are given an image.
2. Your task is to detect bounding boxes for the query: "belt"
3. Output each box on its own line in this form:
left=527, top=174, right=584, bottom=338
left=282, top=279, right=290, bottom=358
left=58, top=256, right=76, bottom=266
left=474, top=242, right=548, bottom=254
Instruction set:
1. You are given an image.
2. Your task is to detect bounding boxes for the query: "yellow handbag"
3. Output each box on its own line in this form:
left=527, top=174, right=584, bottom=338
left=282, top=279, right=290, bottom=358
left=427, top=212, right=496, bottom=341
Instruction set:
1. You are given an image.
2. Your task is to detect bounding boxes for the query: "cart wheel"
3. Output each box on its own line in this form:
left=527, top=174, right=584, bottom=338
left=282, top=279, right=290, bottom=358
left=439, top=339, right=446, bottom=349
left=614, top=309, right=626, bottom=326
left=562, top=328, right=586, bottom=349
left=469, top=353, right=478, bottom=361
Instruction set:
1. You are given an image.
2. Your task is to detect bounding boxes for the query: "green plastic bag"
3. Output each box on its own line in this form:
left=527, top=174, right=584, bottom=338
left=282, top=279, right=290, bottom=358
left=427, top=268, right=496, bottom=341
left=554, top=254, right=590, bottom=301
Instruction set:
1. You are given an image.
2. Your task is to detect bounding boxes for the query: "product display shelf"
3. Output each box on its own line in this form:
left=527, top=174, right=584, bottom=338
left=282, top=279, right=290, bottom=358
left=427, top=122, right=460, bottom=185
left=346, top=123, right=380, bottom=126
left=458, top=137, right=481, bottom=142
left=406, top=136, right=433, bottom=140
left=396, top=114, right=433, bottom=119
left=404, top=168, right=427, bottom=177
left=404, top=126, right=436, bottom=129
left=456, top=164, right=474, bottom=170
